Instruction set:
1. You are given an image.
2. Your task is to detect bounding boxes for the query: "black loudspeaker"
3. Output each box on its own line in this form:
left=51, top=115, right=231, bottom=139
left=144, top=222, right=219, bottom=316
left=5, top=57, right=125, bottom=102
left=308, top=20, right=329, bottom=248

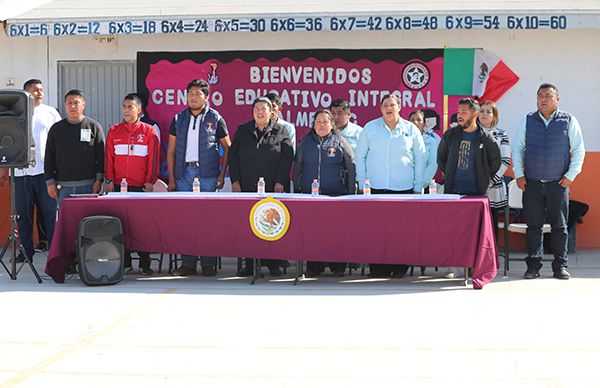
left=77, top=216, right=124, bottom=286
left=0, top=89, right=34, bottom=168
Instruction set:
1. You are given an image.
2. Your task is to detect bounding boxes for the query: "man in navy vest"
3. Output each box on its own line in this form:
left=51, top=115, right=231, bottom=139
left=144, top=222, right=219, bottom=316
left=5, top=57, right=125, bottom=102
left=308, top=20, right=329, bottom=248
left=512, top=83, right=585, bottom=280
left=167, top=79, right=231, bottom=277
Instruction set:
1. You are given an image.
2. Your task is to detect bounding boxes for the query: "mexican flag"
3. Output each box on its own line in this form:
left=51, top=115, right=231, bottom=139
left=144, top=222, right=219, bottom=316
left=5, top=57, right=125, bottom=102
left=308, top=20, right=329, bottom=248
left=443, top=48, right=519, bottom=102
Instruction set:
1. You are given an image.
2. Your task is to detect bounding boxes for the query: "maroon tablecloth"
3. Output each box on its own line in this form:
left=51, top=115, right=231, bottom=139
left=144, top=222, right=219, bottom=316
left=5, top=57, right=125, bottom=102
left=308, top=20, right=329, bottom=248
left=46, top=195, right=497, bottom=288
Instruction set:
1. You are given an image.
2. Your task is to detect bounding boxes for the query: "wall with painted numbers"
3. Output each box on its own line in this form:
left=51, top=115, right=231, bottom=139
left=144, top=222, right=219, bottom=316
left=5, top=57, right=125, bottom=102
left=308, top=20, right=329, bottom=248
left=1, top=27, right=596, bottom=148
left=5, top=13, right=589, bottom=38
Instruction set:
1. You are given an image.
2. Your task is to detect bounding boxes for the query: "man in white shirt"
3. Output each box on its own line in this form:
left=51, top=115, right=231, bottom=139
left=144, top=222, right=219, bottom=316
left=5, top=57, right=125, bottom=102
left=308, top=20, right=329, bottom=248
left=0, top=79, right=61, bottom=262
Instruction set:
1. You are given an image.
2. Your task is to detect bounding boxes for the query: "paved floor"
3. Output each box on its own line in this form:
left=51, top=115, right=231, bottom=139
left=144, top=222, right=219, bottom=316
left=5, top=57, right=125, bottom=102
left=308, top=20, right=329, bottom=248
left=1, top=251, right=599, bottom=387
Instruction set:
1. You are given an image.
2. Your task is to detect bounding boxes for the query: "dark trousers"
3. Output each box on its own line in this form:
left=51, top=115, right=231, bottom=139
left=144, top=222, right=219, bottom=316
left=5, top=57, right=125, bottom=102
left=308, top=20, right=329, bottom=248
left=369, top=188, right=413, bottom=276
left=242, top=258, right=282, bottom=270
left=491, top=207, right=500, bottom=246
left=35, top=196, right=48, bottom=244
left=124, top=251, right=151, bottom=268
left=523, top=179, right=569, bottom=269
left=14, top=174, right=57, bottom=259
left=115, top=184, right=151, bottom=268
left=306, top=261, right=347, bottom=274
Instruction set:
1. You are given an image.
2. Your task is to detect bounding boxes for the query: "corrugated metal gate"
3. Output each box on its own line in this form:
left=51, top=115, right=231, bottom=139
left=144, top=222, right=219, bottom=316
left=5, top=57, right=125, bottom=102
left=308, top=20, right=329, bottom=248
left=57, top=61, right=136, bottom=132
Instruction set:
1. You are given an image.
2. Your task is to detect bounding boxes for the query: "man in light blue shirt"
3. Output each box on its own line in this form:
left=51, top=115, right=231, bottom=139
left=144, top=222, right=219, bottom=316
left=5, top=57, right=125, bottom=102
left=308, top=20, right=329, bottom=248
left=356, top=94, right=426, bottom=194
left=355, top=94, right=426, bottom=278
left=512, top=83, right=585, bottom=280
left=330, top=99, right=363, bottom=152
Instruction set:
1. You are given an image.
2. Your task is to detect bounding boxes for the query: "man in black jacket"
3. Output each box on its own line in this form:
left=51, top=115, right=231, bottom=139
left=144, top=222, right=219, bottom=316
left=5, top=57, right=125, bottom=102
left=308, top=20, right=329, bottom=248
left=437, top=98, right=500, bottom=279
left=437, top=98, right=501, bottom=196
left=229, top=97, right=293, bottom=194
left=229, top=97, right=293, bottom=276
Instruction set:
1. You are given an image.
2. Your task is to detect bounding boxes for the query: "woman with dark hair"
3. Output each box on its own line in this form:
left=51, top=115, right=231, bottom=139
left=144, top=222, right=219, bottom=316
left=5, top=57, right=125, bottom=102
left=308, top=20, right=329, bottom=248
left=478, top=100, right=511, bottom=242
left=293, top=109, right=356, bottom=277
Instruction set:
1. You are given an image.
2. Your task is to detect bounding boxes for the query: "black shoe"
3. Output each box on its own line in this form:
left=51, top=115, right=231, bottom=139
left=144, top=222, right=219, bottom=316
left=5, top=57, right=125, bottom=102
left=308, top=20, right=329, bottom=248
left=35, top=241, right=48, bottom=251
left=140, top=266, right=154, bottom=276
left=553, top=267, right=571, bottom=280
left=173, top=266, right=197, bottom=276
left=11, top=253, right=29, bottom=263
left=201, top=265, right=217, bottom=277
left=66, top=264, right=78, bottom=275
left=238, top=266, right=254, bottom=277
left=368, top=271, right=391, bottom=278
left=524, top=263, right=542, bottom=279
left=268, top=266, right=282, bottom=277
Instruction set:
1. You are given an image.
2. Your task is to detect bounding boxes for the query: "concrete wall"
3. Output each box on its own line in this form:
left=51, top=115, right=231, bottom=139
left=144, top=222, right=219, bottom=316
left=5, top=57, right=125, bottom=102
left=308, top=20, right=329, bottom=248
left=1, top=27, right=599, bottom=247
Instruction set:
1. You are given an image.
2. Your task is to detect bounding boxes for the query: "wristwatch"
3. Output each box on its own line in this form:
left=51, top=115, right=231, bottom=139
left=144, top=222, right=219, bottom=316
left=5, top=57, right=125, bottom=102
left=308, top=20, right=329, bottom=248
left=104, top=179, right=112, bottom=184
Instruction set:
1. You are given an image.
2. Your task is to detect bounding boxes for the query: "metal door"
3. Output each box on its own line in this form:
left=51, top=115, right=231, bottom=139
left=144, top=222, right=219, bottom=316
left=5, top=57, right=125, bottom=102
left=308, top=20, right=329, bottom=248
left=58, top=61, right=136, bottom=132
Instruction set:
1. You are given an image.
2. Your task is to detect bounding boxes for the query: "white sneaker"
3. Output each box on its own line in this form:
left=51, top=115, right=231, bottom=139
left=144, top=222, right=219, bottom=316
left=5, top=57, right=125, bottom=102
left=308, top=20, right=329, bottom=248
left=444, top=268, right=456, bottom=279
left=445, top=267, right=464, bottom=279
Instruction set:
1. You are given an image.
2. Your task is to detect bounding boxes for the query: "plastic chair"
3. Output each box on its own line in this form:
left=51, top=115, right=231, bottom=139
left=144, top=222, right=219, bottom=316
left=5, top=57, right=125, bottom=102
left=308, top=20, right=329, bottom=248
left=153, top=179, right=168, bottom=192
left=503, top=179, right=551, bottom=275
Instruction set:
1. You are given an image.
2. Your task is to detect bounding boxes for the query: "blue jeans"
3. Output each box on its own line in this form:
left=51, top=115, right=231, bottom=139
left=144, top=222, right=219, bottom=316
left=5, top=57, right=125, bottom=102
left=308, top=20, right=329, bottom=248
left=14, top=174, right=57, bottom=259
left=523, top=179, right=569, bottom=269
left=176, top=166, right=218, bottom=268
left=57, top=184, right=94, bottom=208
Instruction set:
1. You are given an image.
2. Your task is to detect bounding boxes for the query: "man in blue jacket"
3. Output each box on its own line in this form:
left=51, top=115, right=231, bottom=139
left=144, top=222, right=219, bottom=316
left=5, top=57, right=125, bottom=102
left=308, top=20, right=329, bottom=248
left=166, top=79, right=231, bottom=277
left=512, top=83, right=585, bottom=280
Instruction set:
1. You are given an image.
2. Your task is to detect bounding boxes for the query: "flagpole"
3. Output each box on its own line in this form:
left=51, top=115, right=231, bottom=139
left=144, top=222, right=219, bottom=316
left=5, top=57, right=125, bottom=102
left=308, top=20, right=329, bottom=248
left=443, top=94, right=448, bottom=132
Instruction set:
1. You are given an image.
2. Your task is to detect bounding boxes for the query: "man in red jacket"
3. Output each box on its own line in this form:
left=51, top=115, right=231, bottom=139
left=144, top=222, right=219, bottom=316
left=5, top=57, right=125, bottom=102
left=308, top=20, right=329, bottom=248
left=104, top=93, right=160, bottom=275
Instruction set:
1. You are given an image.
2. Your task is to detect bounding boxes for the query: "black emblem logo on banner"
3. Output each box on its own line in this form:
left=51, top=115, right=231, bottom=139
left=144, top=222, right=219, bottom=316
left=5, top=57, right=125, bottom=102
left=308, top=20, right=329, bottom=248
left=402, top=61, right=430, bottom=90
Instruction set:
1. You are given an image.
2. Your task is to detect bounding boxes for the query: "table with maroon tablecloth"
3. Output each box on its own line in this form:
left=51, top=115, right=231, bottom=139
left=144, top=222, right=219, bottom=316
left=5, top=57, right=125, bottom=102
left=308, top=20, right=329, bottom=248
left=45, top=193, right=498, bottom=288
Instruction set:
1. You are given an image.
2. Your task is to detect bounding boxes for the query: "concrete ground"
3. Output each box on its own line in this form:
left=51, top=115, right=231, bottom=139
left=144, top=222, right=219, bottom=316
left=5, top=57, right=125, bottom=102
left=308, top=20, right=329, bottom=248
left=1, top=250, right=599, bottom=387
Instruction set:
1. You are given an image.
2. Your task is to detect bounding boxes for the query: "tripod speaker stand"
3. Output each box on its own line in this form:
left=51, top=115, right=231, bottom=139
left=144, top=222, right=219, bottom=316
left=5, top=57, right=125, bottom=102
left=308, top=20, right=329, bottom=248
left=0, top=168, right=43, bottom=283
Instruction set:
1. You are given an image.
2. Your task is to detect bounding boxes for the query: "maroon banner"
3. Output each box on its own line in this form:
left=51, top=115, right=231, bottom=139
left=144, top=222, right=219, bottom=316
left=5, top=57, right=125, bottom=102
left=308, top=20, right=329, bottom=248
left=138, top=49, right=444, bottom=176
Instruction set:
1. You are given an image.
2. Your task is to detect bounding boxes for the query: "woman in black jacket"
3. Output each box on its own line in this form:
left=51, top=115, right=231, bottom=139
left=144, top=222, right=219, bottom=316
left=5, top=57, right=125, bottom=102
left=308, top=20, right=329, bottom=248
left=293, top=109, right=356, bottom=277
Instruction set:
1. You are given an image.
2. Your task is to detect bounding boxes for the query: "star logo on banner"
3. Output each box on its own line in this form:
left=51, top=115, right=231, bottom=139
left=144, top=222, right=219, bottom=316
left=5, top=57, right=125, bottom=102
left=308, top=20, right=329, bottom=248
left=407, top=67, right=425, bottom=84
left=402, top=62, right=430, bottom=90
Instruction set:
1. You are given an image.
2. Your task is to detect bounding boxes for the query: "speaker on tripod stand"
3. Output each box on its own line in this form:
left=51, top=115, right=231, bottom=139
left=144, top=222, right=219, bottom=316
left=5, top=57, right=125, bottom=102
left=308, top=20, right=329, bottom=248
left=0, top=89, right=35, bottom=167
left=0, top=89, right=41, bottom=283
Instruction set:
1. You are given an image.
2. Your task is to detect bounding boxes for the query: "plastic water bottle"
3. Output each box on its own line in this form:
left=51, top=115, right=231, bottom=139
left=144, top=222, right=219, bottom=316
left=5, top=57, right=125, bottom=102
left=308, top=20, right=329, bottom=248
left=363, top=178, right=371, bottom=195
left=311, top=179, right=319, bottom=196
left=429, top=179, right=437, bottom=194
left=120, top=178, right=128, bottom=193
left=257, top=177, right=266, bottom=195
left=192, top=177, right=200, bottom=193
